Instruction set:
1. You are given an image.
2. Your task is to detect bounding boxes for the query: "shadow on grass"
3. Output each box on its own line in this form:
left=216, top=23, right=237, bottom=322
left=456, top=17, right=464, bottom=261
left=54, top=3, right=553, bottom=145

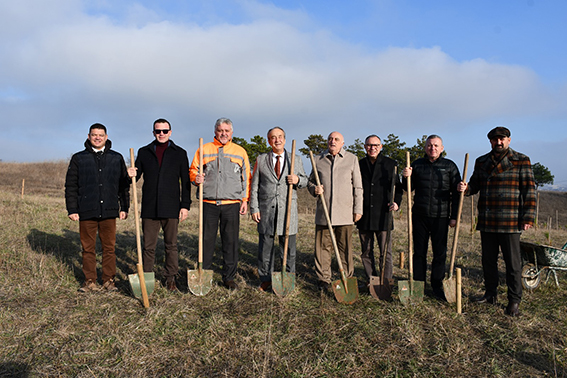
left=514, top=350, right=565, bottom=376
left=0, top=362, right=30, bottom=377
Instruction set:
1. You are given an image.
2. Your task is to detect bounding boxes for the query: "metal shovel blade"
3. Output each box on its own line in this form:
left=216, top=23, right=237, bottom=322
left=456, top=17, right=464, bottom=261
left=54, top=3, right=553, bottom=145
left=187, top=268, right=213, bottom=296
left=398, top=279, right=424, bottom=304
left=128, top=272, right=156, bottom=299
left=272, top=271, right=295, bottom=297
left=332, top=277, right=359, bottom=304
left=369, top=276, right=394, bottom=300
left=443, top=277, right=457, bottom=303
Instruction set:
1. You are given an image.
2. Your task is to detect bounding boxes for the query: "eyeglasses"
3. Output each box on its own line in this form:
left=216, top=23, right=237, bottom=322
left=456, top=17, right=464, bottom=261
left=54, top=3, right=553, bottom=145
left=154, top=129, right=170, bottom=134
left=365, top=144, right=381, bottom=148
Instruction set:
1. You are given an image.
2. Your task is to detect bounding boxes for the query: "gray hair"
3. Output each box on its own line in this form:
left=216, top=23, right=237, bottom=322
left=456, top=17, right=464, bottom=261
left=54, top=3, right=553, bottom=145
left=426, top=134, right=443, bottom=144
left=214, top=118, right=233, bottom=131
left=267, top=126, right=286, bottom=139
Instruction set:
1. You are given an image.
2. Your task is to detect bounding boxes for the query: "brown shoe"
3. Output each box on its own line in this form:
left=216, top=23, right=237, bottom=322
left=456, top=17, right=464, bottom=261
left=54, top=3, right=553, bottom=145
left=102, top=279, right=118, bottom=292
left=258, top=281, right=272, bottom=292
left=79, top=280, right=100, bottom=293
left=224, top=280, right=238, bottom=290
left=166, top=279, right=178, bottom=292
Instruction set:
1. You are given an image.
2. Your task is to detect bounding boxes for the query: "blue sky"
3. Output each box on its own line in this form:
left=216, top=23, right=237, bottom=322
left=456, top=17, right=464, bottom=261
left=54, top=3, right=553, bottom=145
left=1, top=0, right=566, bottom=187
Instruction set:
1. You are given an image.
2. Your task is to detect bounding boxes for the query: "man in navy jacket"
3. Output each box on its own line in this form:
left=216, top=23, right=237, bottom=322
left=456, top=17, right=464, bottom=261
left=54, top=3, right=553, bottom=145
left=65, top=123, right=130, bottom=292
left=128, top=119, right=191, bottom=291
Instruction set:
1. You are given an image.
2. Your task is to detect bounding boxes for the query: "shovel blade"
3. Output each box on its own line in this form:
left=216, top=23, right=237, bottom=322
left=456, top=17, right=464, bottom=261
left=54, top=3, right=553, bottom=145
left=272, top=272, right=295, bottom=297
left=332, top=277, right=359, bottom=304
left=187, top=269, right=213, bottom=296
left=398, top=280, right=424, bottom=304
left=128, top=272, right=156, bottom=299
left=443, top=277, right=457, bottom=303
left=369, top=276, right=393, bottom=301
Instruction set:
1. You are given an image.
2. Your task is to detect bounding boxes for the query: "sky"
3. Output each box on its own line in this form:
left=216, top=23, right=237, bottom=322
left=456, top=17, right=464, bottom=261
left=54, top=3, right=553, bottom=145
left=1, top=0, right=566, bottom=188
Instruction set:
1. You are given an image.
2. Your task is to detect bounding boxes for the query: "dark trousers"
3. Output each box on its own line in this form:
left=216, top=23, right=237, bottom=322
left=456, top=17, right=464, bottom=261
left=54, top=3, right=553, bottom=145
left=412, top=214, right=449, bottom=289
left=203, top=202, right=240, bottom=282
left=480, top=232, right=522, bottom=303
left=142, top=218, right=179, bottom=280
left=359, top=230, right=392, bottom=281
left=79, top=218, right=116, bottom=282
left=257, top=233, right=296, bottom=282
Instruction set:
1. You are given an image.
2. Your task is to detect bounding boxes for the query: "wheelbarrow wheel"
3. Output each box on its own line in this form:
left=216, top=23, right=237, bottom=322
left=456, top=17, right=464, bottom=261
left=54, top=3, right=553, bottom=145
left=521, top=263, right=541, bottom=290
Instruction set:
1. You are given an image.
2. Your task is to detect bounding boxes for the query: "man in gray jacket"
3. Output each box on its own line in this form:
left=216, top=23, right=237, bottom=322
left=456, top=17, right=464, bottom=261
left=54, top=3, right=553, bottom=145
left=250, top=127, right=308, bottom=292
left=308, top=131, right=363, bottom=292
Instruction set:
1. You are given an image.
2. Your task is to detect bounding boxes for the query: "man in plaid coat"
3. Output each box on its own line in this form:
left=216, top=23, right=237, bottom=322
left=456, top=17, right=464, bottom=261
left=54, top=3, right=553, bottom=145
left=459, top=126, right=536, bottom=317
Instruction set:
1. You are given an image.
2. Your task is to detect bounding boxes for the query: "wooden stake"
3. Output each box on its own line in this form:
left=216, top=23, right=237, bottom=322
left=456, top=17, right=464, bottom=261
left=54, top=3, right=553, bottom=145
left=21, top=179, right=25, bottom=199
left=470, top=195, right=474, bottom=234
left=535, top=191, right=540, bottom=229
left=399, top=251, right=405, bottom=270
left=456, top=268, right=462, bottom=314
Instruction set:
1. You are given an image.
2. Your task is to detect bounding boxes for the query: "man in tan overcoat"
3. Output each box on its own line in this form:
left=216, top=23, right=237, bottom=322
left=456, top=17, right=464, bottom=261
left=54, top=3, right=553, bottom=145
left=308, top=131, right=363, bottom=292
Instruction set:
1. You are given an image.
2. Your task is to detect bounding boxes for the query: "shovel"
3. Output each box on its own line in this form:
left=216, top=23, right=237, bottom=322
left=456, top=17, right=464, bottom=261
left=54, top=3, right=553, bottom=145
left=369, top=166, right=397, bottom=300
left=127, top=148, right=155, bottom=307
left=443, top=153, right=469, bottom=303
left=272, top=140, right=297, bottom=297
left=399, top=151, right=424, bottom=304
left=309, top=151, right=359, bottom=304
left=188, top=138, right=214, bottom=296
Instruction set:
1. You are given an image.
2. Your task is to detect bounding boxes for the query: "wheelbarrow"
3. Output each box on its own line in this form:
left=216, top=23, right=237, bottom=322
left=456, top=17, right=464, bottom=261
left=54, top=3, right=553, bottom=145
left=520, top=240, right=567, bottom=290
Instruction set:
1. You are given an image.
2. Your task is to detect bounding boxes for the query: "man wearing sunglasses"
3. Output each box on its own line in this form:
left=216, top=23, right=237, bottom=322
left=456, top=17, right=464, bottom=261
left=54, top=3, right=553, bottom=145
left=128, top=118, right=191, bottom=291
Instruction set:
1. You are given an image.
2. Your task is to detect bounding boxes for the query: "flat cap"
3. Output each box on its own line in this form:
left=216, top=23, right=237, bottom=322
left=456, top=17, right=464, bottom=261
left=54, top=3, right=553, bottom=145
left=487, top=126, right=510, bottom=139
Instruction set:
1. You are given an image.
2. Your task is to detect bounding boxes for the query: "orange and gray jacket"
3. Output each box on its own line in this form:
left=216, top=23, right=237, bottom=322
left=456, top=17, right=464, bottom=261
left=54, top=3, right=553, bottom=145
left=189, top=138, right=251, bottom=205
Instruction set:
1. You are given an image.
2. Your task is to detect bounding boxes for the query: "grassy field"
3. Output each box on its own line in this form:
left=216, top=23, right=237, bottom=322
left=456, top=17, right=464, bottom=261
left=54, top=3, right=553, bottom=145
left=0, top=161, right=566, bottom=377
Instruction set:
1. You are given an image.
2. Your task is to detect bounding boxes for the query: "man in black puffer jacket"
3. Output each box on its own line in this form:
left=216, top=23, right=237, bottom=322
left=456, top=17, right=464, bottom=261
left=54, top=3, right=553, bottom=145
left=65, top=123, right=130, bottom=292
left=402, top=135, right=461, bottom=300
left=128, top=118, right=191, bottom=291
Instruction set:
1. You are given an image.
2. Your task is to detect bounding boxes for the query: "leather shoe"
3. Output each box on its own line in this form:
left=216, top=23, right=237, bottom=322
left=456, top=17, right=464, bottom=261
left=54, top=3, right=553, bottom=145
left=258, top=281, right=272, bottom=292
left=166, top=279, right=178, bottom=292
left=505, top=302, right=521, bottom=317
left=473, top=293, right=498, bottom=304
left=224, top=280, right=238, bottom=290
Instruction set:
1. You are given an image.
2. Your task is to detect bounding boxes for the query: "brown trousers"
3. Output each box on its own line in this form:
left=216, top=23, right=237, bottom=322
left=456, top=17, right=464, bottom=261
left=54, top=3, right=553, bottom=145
left=79, top=218, right=117, bottom=282
left=314, top=224, right=354, bottom=284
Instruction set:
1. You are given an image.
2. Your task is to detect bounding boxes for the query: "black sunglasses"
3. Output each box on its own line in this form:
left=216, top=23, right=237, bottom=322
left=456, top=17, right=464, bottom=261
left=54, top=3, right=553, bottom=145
left=153, top=129, right=170, bottom=134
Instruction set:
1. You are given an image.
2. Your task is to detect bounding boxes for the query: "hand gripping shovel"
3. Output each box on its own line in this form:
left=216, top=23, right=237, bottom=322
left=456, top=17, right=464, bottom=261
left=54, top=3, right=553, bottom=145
left=127, top=148, right=155, bottom=307
left=272, top=140, right=297, bottom=297
left=369, top=166, right=397, bottom=300
left=398, top=151, right=424, bottom=304
left=309, top=151, right=359, bottom=304
left=188, top=138, right=213, bottom=296
left=443, top=153, right=469, bottom=303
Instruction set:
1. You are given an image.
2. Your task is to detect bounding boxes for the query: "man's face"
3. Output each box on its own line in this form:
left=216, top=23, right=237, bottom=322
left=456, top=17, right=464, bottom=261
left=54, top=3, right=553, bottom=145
left=88, top=128, right=108, bottom=150
left=268, top=128, right=286, bottom=154
left=153, top=122, right=171, bottom=144
left=490, top=136, right=511, bottom=154
left=425, top=137, right=444, bottom=161
left=327, top=132, right=344, bottom=156
left=364, top=136, right=382, bottom=159
left=215, top=122, right=233, bottom=145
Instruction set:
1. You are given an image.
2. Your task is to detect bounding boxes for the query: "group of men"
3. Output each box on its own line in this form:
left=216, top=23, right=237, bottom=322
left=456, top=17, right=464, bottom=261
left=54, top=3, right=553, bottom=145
left=65, top=120, right=535, bottom=317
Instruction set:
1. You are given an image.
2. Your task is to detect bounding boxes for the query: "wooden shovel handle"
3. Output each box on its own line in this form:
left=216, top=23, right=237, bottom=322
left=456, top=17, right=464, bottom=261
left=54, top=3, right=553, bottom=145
left=448, top=153, right=469, bottom=277
left=406, top=151, right=414, bottom=284
left=309, top=151, right=349, bottom=292
left=281, top=140, right=296, bottom=269
left=198, top=138, right=204, bottom=269
left=130, top=148, right=149, bottom=308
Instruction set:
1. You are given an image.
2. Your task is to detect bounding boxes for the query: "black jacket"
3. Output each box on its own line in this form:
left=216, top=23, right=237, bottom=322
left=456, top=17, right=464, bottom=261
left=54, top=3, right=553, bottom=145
left=65, top=139, right=130, bottom=220
left=356, top=154, right=403, bottom=231
left=135, top=140, right=191, bottom=219
left=403, top=156, right=461, bottom=219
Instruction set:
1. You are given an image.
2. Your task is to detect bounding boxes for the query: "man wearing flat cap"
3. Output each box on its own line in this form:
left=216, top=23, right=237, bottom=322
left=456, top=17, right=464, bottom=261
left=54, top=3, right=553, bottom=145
left=458, top=126, right=536, bottom=317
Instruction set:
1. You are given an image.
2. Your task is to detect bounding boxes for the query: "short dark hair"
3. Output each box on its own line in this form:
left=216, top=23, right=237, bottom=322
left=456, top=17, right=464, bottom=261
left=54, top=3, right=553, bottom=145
left=267, top=126, right=286, bottom=138
left=364, top=134, right=381, bottom=144
left=89, top=123, right=107, bottom=134
left=153, top=118, right=171, bottom=130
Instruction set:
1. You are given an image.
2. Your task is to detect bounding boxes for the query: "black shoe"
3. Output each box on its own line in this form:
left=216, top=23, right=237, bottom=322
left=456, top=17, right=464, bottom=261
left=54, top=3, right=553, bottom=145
left=224, top=280, right=238, bottom=290
left=505, top=302, right=520, bottom=317
left=473, top=293, right=498, bottom=304
left=318, top=280, right=331, bottom=293
left=432, top=288, right=446, bottom=302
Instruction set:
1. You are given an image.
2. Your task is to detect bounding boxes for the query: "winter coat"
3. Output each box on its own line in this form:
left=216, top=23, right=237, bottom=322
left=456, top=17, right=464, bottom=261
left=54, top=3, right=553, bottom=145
left=356, top=154, right=403, bottom=231
left=403, top=156, right=461, bottom=219
left=249, top=150, right=308, bottom=236
left=467, top=148, right=536, bottom=233
left=135, top=140, right=191, bottom=219
left=308, top=148, right=363, bottom=226
left=65, top=139, right=130, bottom=220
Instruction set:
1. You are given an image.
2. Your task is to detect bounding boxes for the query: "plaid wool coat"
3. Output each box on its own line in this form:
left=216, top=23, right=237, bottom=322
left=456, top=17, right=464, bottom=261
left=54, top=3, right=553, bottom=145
left=467, top=148, right=536, bottom=233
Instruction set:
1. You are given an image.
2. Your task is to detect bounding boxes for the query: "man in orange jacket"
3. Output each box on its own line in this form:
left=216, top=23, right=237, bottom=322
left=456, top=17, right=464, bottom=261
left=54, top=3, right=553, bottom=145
left=190, top=118, right=251, bottom=290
